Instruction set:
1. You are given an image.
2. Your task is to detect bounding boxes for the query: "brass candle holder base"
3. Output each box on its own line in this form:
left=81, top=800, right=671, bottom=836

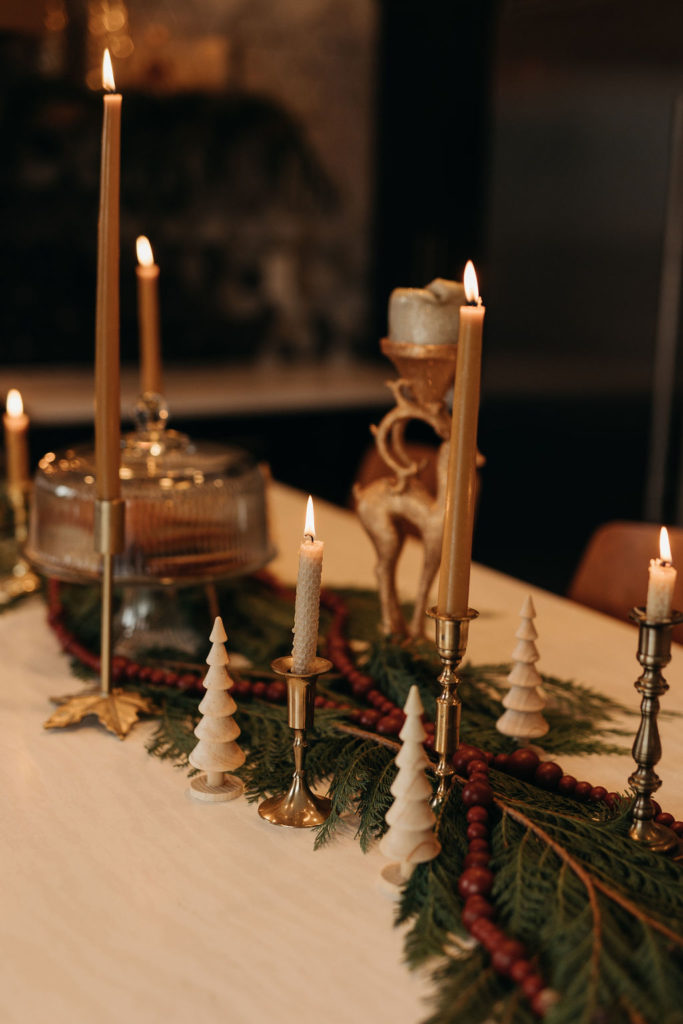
left=426, top=606, right=479, bottom=806
left=628, top=607, right=683, bottom=855
left=42, top=497, right=152, bottom=740
left=258, top=655, right=332, bottom=828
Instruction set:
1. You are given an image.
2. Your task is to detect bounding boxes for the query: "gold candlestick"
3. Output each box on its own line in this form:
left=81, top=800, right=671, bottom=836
left=628, top=606, right=683, bottom=854
left=94, top=498, right=125, bottom=694
left=258, top=655, right=332, bottom=827
left=0, top=487, right=39, bottom=604
left=44, top=496, right=157, bottom=738
left=426, top=606, right=478, bottom=805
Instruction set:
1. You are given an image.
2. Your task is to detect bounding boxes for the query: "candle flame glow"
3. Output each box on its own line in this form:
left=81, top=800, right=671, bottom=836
left=304, top=495, right=316, bottom=541
left=660, top=526, right=673, bottom=563
left=463, top=261, right=480, bottom=304
left=136, top=235, right=154, bottom=267
left=6, top=389, right=23, bottom=418
left=102, top=49, right=116, bottom=92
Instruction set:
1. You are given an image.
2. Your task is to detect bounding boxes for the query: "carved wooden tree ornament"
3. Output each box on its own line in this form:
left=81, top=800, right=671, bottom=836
left=189, top=616, right=246, bottom=802
left=380, top=685, right=441, bottom=885
left=496, top=595, right=549, bottom=743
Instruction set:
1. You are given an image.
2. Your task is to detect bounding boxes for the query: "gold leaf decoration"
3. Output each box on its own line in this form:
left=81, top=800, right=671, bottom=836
left=44, top=688, right=158, bottom=739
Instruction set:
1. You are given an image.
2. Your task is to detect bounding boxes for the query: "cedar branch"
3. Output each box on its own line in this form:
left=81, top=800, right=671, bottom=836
left=496, top=799, right=683, bottom=950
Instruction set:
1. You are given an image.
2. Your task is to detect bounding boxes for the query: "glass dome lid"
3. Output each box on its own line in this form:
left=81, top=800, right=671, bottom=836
left=25, top=396, right=275, bottom=585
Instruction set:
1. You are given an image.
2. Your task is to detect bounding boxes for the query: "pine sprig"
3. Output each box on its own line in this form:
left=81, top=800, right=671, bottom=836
left=314, top=738, right=396, bottom=850
left=365, top=640, right=634, bottom=759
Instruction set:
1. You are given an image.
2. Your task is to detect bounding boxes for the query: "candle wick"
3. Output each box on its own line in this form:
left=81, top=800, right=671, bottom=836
left=304, top=533, right=315, bottom=544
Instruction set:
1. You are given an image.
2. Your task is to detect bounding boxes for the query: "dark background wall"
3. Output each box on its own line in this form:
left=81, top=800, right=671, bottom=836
left=2, top=0, right=683, bottom=596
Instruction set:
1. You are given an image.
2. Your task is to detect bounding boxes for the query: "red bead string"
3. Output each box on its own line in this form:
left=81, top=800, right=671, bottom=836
left=456, top=750, right=559, bottom=1017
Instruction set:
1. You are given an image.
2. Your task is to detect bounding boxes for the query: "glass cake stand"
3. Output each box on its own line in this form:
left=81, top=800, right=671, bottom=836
left=25, top=395, right=276, bottom=655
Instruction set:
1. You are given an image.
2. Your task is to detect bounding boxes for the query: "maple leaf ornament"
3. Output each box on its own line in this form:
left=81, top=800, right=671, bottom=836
left=44, top=688, right=158, bottom=739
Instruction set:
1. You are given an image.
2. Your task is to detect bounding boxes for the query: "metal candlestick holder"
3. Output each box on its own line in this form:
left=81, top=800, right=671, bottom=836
left=258, top=655, right=333, bottom=828
left=94, top=498, right=126, bottom=695
left=0, top=486, right=39, bottom=604
left=44, top=494, right=158, bottom=739
left=628, top=606, right=683, bottom=854
left=426, top=606, right=479, bottom=804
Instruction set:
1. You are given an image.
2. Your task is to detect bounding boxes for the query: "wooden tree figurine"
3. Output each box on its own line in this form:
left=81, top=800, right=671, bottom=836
left=379, top=685, right=441, bottom=886
left=189, top=617, right=246, bottom=802
left=496, top=595, right=549, bottom=743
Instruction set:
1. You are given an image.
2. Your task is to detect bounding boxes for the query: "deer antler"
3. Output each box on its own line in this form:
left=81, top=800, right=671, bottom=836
left=370, top=381, right=451, bottom=494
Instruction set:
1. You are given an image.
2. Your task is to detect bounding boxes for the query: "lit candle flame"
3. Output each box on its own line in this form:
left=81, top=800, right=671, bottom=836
left=304, top=495, right=316, bottom=541
left=463, top=260, right=481, bottom=305
left=659, top=526, right=673, bottom=564
left=136, top=235, right=154, bottom=267
left=102, top=49, right=116, bottom=92
left=6, top=389, right=24, bottom=418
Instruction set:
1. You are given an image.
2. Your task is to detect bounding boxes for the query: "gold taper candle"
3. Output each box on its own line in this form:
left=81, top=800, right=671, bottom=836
left=3, top=389, right=29, bottom=496
left=437, top=261, right=485, bottom=616
left=135, top=235, right=163, bottom=395
left=291, top=496, right=324, bottom=674
left=95, top=49, right=122, bottom=501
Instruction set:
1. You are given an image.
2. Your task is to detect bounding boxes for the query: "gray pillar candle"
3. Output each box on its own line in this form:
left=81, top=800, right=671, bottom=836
left=388, top=278, right=465, bottom=345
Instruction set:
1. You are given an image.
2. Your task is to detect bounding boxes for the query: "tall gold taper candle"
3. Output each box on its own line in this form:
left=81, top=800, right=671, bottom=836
left=3, top=389, right=30, bottom=499
left=135, top=235, right=163, bottom=395
left=95, top=49, right=122, bottom=502
left=437, top=261, right=485, bottom=617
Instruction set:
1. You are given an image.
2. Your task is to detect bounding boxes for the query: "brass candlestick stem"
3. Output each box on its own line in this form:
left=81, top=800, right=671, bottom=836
left=94, top=498, right=125, bottom=694
left=44, top=495, right=158, bottom=738
left=628, top=606, right=683, bottom=854
left=258, top=655, right=333, bottom=828
left=426, top=606, right=479, bottom=805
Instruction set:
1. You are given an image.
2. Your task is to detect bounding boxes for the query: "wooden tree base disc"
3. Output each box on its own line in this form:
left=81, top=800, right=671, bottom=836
left=380, top=861, right=413, bottom=887
left=190, top=773, right=244, bottom=803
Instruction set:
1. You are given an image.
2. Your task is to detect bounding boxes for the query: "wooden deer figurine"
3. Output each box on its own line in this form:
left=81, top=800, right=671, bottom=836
left=354, top=382, right=453, bottom=638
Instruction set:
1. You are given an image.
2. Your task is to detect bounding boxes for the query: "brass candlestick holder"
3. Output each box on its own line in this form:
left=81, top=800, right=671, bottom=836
left=426, top=606, right=479, bottom=805
left=0, top=486, right=39, bottom=604
left=258, top=655, right=333, bottom=828
left=45, top=495, right=157, bottom=739
left=628, top=606, right=683, bottom=854
left=94, top=498, right=126, bottom=695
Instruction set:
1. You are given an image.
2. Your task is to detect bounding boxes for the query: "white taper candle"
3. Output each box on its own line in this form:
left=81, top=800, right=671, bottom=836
left=291, top=495, right=324, bottom=675
left=645, top=526, right=677, bottom=621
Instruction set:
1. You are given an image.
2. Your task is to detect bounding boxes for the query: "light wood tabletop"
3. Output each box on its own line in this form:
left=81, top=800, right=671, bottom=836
left=1, top=481, right=681, bottom=1024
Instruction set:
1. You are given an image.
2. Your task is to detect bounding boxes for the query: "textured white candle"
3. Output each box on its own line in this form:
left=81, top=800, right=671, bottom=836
left=291, top=496, right=324, bottom=675
left=645, top=526, right=677, bottom=621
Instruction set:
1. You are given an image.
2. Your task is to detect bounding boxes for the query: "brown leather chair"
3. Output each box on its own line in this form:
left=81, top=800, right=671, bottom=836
left=568, top=521, right=683, bottom=642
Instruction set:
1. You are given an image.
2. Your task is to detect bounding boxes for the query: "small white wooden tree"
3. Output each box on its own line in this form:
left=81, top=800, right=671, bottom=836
left=379, top=685, right=441, bottom=886
left=189, top=617, right=246, bottom=802
left=496, top=595, right=549, bottom=743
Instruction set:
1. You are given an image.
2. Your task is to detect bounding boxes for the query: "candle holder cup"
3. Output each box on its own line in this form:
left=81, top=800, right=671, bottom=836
left=258, top=655, right=333, bottom=828
left=426, top=606, right=479, bottom=806
left=628, top=606, right=683, bottom=855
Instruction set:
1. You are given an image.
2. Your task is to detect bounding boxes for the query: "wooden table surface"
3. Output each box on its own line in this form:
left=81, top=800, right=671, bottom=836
left=1, top=481, right=681, bottom=1024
